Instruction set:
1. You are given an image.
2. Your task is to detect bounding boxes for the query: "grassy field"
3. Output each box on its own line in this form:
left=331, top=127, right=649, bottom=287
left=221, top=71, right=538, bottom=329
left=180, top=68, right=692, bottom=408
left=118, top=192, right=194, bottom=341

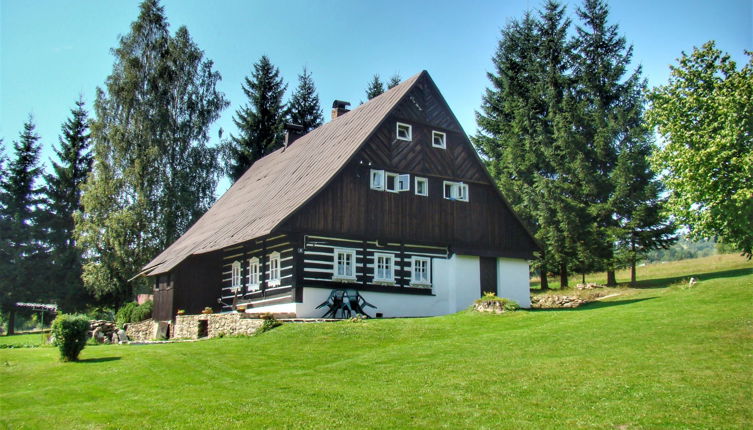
left=1, top=256, right=751, bottom=429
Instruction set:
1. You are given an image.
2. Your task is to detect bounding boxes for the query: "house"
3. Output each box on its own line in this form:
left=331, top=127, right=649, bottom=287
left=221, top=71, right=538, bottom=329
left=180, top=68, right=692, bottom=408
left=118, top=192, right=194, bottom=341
left=141, top=71, right=539, bottom=320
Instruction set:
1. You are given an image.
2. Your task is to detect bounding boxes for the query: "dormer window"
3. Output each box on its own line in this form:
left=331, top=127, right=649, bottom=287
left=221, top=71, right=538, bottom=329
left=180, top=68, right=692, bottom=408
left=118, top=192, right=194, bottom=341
left=432, top=131, right=446, bottom=149
left=443, top=181, right=469, bottom=202
left=396, top=122, right=412, bottom=141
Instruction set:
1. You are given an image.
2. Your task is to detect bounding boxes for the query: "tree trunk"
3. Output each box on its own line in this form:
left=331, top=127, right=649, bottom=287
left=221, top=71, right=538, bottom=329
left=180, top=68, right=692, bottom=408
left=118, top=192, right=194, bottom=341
left=630, top=238, right=637, bottom=287
left=7, top=309, right=15, bottom=335
left=606, top=270, right=616, bottom=286
left=582, top=272, right=586, bottom=284
left=559, top=264, right=568, bottom=288
left=540, top=264, right=549, bottom=290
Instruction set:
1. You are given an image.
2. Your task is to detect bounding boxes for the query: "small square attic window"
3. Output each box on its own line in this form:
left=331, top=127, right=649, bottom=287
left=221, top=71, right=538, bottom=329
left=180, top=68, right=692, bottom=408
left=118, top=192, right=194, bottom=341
left=396, top=122, right=412, bottom=141
left=432, top=131, right=446, bottom=149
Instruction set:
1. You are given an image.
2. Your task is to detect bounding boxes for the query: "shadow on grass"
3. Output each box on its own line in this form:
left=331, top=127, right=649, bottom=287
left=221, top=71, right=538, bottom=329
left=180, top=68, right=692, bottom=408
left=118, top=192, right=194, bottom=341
left=75, top=357, right=121, bottom=364
left=633, top=267, right=753, bottom=289
left=531, top=297, right=657, bottom=312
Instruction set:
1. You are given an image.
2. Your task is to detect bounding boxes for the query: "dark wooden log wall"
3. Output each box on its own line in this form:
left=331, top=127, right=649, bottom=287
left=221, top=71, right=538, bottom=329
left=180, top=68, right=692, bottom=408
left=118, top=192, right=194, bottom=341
left=300, top=234, right=447, bottom=295
left=219, top=234, right=295, bottom=311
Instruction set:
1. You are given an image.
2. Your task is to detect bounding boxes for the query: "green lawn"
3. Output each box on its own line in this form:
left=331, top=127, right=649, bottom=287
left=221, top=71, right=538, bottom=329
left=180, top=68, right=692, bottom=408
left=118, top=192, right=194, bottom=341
left=0, top=332, right=50, bottom=347
left=1, top=256, right=751, bottom=429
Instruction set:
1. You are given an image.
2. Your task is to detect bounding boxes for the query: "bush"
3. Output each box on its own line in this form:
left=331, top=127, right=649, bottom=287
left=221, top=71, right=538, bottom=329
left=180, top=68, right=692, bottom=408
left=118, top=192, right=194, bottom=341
left=51, top=314, right=90, bottom=361
left=474, top=292, right=520, bottom=312
left=115, top=301, right=153, bottom=328
left=257, top=314, right=282, bottom=334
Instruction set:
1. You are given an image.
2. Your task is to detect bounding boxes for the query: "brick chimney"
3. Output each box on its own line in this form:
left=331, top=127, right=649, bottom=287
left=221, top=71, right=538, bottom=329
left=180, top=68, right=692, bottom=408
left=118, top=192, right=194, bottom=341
left=283, top=123, right=305, bottom=149
left=331, top=100, right=351, bottom=120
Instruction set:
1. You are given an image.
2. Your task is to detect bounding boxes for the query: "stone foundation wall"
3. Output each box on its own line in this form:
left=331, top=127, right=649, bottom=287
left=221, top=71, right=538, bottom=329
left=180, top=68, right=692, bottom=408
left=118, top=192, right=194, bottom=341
left=126, top=319, right=157, bottom=341
left=173, top=313, right=263, bottom=339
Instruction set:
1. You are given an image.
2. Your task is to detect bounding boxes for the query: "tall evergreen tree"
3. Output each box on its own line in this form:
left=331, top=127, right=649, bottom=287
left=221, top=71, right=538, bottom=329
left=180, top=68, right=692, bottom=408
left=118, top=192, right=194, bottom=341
left=387, top=74, right=402, bottom=89
left=224, top=55, right=287, bottom=182
left=75, top=0, right=228, bottom=306
left=571, top=0, right=658, bottom=284
left=365, top=74, right=385, bottom=99
left=0, top=118, right=47, bottom=334
left=475, top=1, right=584, bottom=288
left=43, top=98, right=93, bottom=311
left=287, top=67, right=323, bottom=133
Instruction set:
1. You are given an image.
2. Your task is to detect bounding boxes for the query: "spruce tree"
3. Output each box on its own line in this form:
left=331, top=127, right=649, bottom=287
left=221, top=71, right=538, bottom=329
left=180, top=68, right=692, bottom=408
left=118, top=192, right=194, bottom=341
left=365, top=74, right=385, bottom=99
left=224, top=55, right=287, bottom=182
left=287, top=67, right=323, bottom=132
left=475, top=1, right=583, bottom=288
left=387, top=74, right=402, bottom=89
left=0, top=118, right=47, bottom=334
left=571, top=0, right=653, bottom=284
left=43, top=98, right=93, bottom=311
left=75, top=0, right=228, bottom=306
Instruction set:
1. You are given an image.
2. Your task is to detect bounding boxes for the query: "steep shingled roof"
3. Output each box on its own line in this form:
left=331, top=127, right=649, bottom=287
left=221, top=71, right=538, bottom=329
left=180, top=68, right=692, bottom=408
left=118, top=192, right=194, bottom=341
left=142, top=71, right=424, bottom=276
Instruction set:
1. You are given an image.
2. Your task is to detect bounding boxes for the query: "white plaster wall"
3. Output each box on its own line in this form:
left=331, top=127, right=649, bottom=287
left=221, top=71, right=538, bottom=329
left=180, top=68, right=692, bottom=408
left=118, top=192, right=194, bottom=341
left=295, top=254, right=481, bottom=318
left=241, top=302, right=297, bottom=315
left=497, top=258, right=531, bottom=308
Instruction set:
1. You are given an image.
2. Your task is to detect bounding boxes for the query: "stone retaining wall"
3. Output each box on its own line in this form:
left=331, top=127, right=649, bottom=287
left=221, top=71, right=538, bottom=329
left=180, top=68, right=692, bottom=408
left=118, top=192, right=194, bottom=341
left=173, top=313, right=264, bottom=339
left=126, top=319, right=157, bottom=341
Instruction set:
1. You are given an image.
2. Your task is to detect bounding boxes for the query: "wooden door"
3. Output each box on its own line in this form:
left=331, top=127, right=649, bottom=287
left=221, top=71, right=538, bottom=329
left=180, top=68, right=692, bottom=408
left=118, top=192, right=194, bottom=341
left=479, top=257, right=498, bottom=297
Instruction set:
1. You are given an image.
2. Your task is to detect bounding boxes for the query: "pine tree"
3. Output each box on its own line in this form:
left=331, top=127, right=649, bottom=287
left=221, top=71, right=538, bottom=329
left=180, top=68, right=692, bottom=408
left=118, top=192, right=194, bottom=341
left=287, top=67, right=323, bottom=133
left=571, top=0, right=654, bottom=284
left=224, top=55, right=287, bottom=182
left=75, top=0, right=228, bottom=306
left=387, top=74, right=402, bottom=89
left=0, top=118, right=47, bottom=334
left=43, top=98, right=93, bottom=311
left=365, top=74, right=385, bottom=99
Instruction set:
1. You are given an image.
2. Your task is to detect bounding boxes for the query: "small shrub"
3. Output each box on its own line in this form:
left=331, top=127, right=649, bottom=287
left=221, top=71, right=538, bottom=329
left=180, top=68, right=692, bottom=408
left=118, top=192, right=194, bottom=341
left=115, top=301, right=153, bottom=328
left=51, top=314, right=90, bottom=361
left=257, top=315, right=282, bottom=334
left=474, top=293, right=520, bottom=312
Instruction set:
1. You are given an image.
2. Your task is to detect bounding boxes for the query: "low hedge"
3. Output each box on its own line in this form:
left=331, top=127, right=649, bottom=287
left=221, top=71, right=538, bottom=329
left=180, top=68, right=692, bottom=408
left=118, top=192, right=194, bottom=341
left=51, top=314, right=90, bottom=361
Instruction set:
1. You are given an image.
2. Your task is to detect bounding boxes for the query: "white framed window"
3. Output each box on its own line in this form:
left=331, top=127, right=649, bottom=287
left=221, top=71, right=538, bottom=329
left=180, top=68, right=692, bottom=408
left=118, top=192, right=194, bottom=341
left=333, top=248, right=357, bottom=281
left=411, top=256, right=431, bottom=286
left=370, top=169, right=385, bottom=191
left=268, top=251, right=281, bottom=286
left=396, top=122, right=412, bottom=141
left=231, top=260, right=242, bottom=291
left=432, top=131, right=446, bottom=149
left=385, top=172, right=399, bottom=193
left=415, top=177, right=428, bottom=196
left=443, top=181, right=469, bottom=202
left=247, top=257, right=260, bottom=290
left=374, top=253, right=395, bottom=283
left=398, top=174, right=410, bottom=192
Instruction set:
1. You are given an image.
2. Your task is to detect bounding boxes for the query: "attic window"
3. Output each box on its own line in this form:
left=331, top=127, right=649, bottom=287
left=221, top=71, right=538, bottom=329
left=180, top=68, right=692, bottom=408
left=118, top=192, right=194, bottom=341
left=415, top=177, right=428, bottom=196
left=386, top=173, right=410, bottom=193
left=443, top=181, right=469, bottom=202
left=370, top=169, right=385, bottom=191
left=432, top=131, right=446, bottom=149
left=396, top=122, right=412, bottom=141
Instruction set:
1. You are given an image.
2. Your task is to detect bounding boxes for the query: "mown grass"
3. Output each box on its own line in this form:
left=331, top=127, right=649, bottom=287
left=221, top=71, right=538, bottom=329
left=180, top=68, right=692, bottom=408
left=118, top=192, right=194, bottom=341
left=0, top=333, right=50, bottom=347
left=531, top=253, right=751, bottom=290
left=1, top=256, right=751, bottom=429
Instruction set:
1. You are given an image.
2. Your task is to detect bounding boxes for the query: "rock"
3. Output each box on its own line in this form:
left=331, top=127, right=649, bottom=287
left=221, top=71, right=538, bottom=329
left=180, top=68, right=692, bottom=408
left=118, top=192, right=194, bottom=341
left=117, top=329, right=127, bottom=343
left=92, top=327, right=104, bottom=343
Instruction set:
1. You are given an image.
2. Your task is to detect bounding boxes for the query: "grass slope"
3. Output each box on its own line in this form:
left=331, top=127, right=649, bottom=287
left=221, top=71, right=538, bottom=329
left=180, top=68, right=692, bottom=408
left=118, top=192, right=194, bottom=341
left=1, top=257, right=751, bottom=429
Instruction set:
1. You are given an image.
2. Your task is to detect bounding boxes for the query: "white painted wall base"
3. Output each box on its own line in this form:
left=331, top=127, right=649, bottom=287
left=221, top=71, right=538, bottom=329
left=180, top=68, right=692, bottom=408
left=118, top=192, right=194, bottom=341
left=497, top=258, right=531, bottom=308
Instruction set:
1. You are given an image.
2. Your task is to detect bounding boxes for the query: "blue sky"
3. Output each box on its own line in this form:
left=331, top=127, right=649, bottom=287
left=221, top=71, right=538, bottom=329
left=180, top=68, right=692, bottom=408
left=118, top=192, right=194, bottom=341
left=1, top=0, right=751, bottom=192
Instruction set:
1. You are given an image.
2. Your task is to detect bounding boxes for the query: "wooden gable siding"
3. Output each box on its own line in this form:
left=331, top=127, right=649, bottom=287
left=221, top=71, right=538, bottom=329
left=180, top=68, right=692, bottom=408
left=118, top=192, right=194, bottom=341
left=279, top=79, right=538, bottom=258
left=358, top=80, right=488, bottom=183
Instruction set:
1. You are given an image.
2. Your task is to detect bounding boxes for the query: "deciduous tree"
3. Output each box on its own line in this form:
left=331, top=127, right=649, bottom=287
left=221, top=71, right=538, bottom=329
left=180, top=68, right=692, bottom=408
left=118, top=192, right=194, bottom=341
left=647, top=42, right=753, bottom=257
left=75, top=0, right=228, bottom=306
